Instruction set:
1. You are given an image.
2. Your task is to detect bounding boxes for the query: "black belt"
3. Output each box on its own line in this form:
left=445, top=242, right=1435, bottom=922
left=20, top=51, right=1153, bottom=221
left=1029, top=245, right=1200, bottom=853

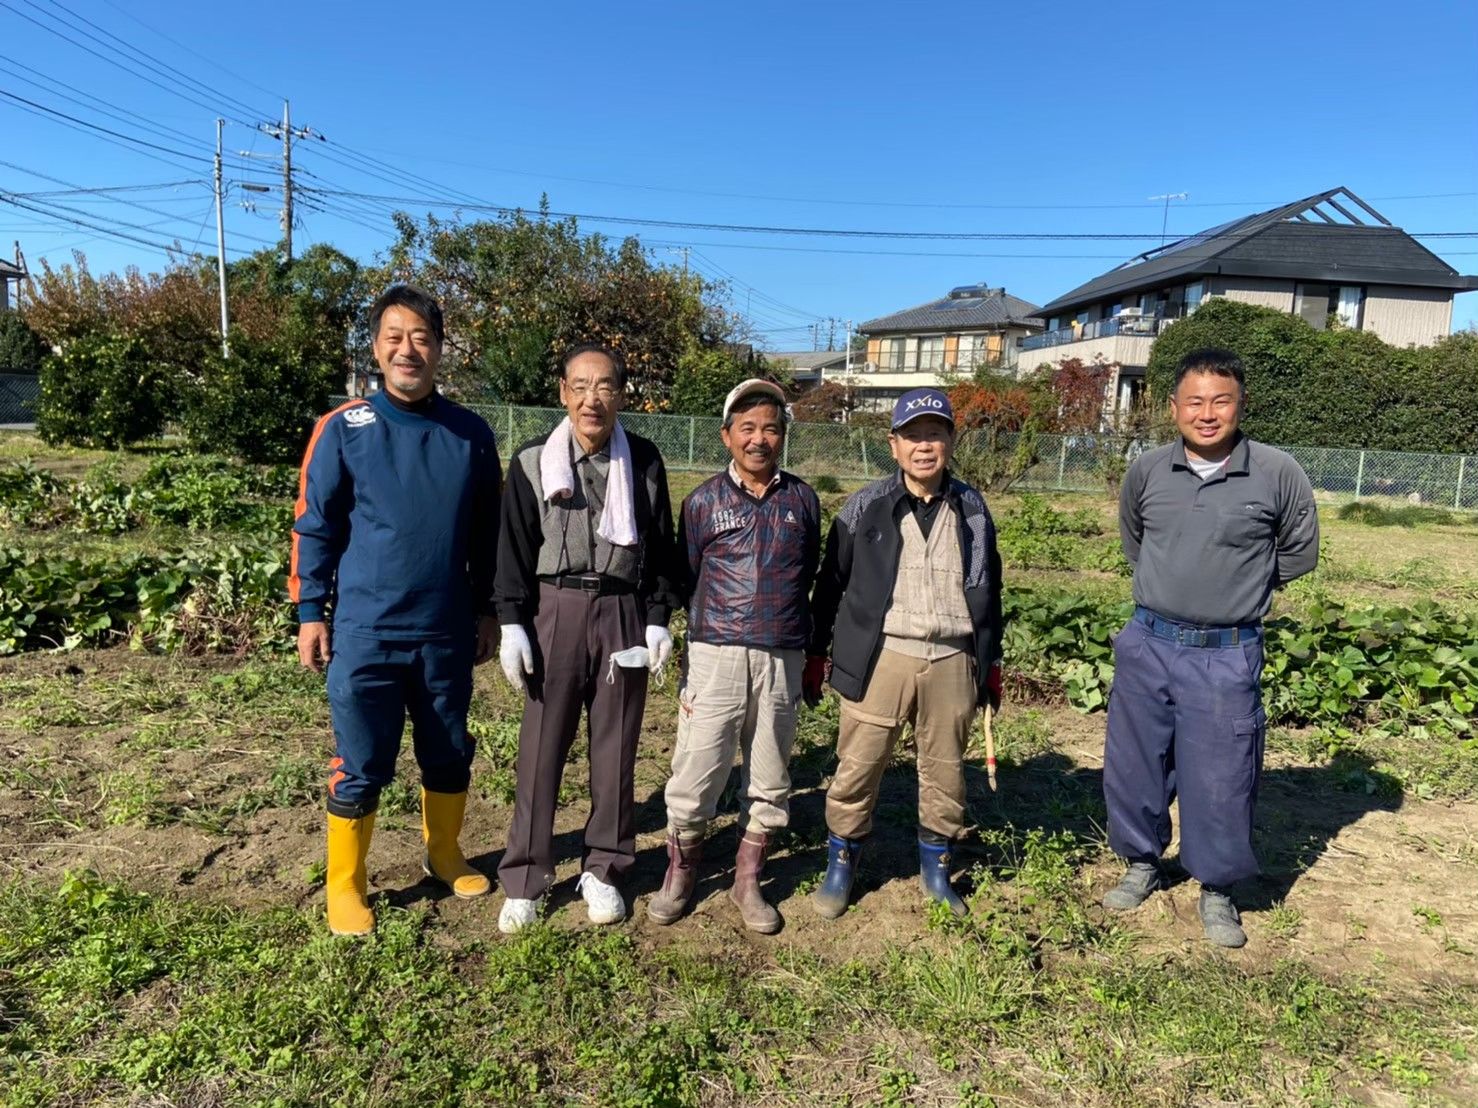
left=542, top=573, right=636, bottom=596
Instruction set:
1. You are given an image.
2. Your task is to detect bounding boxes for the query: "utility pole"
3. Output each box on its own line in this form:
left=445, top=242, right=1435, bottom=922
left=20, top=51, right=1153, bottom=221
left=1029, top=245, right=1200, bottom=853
left=258, top=99, right=319, bottom=264
left=12, top=240, right=26, bottom=311
left=214, top=118, right=230, bottom=356
left=826, top=317, right=837, bottom=350
left=1148, top=192, right=1188, bottom=247
left=843, top=319, right=853, bottom=373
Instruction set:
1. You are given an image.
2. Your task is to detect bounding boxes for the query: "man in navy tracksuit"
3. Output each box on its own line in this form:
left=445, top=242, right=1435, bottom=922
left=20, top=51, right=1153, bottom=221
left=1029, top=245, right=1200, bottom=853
left=292, top=284, right=501, bottom=937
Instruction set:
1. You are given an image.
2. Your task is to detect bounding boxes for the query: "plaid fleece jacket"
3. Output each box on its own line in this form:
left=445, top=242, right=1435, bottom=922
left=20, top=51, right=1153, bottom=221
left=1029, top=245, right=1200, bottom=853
left=678, top=469, right=821, bottom=650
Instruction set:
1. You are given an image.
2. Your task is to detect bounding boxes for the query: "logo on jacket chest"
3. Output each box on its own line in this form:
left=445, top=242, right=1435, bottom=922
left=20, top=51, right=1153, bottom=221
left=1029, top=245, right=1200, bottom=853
left=713, top=507, right=749, bottom=535
left=343, top=407, right=376, bottom=427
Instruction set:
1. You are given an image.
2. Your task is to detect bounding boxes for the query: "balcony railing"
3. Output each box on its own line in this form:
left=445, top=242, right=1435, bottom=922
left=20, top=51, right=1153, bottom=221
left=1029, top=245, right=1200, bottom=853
left=827, top=351, right=1009, bottom=376
left=1021, top=314, right=1176, bottom=352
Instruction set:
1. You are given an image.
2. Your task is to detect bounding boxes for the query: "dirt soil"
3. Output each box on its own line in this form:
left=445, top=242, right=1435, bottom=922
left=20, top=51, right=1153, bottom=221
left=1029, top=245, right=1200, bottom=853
left=3, top=649, right=1476, bottom=997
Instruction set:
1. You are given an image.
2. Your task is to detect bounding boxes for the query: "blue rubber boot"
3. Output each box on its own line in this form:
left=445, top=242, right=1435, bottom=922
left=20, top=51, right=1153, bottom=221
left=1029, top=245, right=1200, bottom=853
left=811, top=833, right=863, bottom=919
left=919, top=838, right=968, bottom=916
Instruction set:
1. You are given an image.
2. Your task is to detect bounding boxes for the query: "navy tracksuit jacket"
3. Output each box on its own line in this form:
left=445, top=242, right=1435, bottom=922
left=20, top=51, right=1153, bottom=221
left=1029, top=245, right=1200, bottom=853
left=291, top=389, right=501, bottom=816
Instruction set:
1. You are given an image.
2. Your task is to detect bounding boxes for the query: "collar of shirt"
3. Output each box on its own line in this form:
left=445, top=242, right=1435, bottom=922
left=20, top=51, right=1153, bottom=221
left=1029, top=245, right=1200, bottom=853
left=889, top=468, right=954, bottom=509
left=727, top=461, right=782, bottom=497
left=1170, top=433, right=1250, bottom=476
left=573, top=440, right=611, bottom=465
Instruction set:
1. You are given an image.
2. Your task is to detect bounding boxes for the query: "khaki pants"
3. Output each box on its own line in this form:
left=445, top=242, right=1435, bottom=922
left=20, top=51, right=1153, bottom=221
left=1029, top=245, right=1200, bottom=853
left=827, top=648, right=975, bottom=841
left=664, top=641, right=802, bottom=837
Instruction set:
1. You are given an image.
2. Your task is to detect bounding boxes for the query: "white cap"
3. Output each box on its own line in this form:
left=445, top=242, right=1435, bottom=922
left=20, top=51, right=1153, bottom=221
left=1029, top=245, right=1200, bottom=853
left=722, top=378, right=788, bottom=423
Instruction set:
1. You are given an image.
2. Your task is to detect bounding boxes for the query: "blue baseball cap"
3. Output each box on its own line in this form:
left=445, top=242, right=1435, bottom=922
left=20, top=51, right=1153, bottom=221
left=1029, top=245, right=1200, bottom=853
left=891, top=388, right=954, bottom=431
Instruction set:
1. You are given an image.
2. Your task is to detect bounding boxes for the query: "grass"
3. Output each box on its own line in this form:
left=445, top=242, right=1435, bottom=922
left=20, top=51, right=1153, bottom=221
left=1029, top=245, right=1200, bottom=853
left=1, top=860, right=1473, bottom=1107
left=5, top=436, right=1478, bottom=1103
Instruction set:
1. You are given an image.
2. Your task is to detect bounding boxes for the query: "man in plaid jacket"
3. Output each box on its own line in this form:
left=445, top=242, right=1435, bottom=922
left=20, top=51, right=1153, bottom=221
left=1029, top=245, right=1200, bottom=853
left=646, top=379, right=822, bottom=933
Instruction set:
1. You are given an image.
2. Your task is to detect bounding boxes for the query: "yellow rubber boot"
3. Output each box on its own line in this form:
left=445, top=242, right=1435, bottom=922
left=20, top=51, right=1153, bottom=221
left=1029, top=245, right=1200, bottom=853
left=325, top=812, right=376, bottom=936
left=422, top=788, right=491, bottom=898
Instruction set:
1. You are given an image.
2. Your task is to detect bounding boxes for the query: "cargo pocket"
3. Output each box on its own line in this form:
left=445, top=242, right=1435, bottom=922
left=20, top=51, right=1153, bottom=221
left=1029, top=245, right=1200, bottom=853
left=1233, top=707, right=1268, bottom=786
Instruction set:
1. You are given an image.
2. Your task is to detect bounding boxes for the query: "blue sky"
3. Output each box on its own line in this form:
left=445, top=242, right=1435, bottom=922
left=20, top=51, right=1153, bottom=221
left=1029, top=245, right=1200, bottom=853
left=3, top=0, right=1476, bottom=345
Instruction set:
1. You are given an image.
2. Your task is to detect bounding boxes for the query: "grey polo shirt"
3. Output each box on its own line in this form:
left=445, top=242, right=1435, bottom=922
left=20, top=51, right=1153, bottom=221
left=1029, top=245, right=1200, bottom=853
left=1120, top=434, right=1319, bottom=627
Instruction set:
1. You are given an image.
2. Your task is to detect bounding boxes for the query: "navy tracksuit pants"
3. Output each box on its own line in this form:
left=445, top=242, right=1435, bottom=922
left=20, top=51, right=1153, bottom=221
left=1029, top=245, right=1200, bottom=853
left=1104, top=610, right=1267, bottom=887
left=323, top=632, right=476, bottom=818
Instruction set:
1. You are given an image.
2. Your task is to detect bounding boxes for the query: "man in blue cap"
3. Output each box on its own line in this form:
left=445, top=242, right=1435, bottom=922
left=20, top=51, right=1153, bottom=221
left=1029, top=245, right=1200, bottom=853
left=807, top=387, right=1004, bottom=918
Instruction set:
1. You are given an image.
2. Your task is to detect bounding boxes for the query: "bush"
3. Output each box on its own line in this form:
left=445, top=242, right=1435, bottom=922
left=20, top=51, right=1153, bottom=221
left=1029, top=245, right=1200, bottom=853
left=179, top=334, right=340, bottom=463
left=1336, top=501, right=1456, bottom=528
left=136, top=454, right=290, bottom=533
left=1146, top=299, right=1478, bottom=453
left=0, top=312, right=47, bottom=374
left=36, top=333, right=169, bottom=449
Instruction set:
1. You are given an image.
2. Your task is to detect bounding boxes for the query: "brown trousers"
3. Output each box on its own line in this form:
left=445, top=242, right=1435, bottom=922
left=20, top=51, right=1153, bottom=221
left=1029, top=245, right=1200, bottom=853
left=498, top=582, right=648, bottom=899
left=826, top=648, right=975, bottom=841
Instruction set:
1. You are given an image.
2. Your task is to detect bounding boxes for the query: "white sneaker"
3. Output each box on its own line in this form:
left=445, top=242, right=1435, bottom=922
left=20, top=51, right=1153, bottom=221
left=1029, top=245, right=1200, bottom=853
left=498, top=896, right=543, bottom=935
left=577, top=872, right=626, bottom=925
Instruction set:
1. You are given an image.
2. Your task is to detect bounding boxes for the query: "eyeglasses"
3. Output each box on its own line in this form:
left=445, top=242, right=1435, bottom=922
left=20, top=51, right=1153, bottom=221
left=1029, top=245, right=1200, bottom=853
left=565, top=382, right=619, bottom=402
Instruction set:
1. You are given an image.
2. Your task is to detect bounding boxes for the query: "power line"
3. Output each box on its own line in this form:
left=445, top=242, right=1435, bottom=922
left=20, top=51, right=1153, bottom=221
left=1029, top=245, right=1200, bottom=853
left=302, top=189, right=1478, bottom=240
left=0, top=1, right=255, bottom=125
left=37, top=0, right=268, bottom=123
left=0, top=190, right=221, bottom=255
left=95, top=0, right=284, bottom=100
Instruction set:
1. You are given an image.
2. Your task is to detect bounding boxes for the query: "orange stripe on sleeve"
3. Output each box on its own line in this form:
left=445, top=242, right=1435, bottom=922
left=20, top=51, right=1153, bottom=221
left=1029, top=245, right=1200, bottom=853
left=289, top=400, right=369, bottom=605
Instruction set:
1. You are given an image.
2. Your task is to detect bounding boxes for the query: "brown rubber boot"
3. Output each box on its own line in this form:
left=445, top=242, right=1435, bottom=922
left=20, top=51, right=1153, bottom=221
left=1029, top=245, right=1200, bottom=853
left=729, top=830, right=781, bottom=934
left=647, top=831, right=704, bottom=925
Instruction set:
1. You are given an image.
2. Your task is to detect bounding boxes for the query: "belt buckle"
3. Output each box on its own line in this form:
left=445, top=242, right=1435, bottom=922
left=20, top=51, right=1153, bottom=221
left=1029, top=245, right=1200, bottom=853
left=577, top=575, right=602, bottom=593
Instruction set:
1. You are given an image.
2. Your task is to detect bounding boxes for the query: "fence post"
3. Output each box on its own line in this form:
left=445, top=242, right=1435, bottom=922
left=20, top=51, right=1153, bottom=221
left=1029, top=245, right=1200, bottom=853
left=783, top=428, right=790, bottom=470
left=1056, top=437, right=1068, bottom=490
left=687, top=416, right=695, bottom=466
left=505, top=406, right=513, bottom=447
left=860, top=434, right=871, bottom=478
left=1457, top=456, right=1466, bottom=510
left=1354, top=451, right=1365, bottom=499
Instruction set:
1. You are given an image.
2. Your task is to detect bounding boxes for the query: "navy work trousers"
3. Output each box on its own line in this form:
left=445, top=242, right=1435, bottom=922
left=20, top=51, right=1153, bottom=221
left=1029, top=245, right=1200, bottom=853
left=1103, top=614, right=1267, bottom=887
left=323, top=632, right=476, bottom=818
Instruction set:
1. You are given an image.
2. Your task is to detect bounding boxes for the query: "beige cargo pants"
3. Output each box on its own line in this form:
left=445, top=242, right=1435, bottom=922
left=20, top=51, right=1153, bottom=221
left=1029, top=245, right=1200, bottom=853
left=664, top=641, right=803, bottom=836
left=826, top=648, right=975, bottom=840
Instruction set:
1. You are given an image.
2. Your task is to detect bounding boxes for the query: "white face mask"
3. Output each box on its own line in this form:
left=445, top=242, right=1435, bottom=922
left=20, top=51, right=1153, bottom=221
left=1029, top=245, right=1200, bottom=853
left=606, top=646, right=649, bottom=684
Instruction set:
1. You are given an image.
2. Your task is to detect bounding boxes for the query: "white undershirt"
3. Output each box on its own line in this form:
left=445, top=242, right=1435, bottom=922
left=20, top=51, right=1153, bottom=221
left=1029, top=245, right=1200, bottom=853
left=1187, top=455, right=1228, bottom=480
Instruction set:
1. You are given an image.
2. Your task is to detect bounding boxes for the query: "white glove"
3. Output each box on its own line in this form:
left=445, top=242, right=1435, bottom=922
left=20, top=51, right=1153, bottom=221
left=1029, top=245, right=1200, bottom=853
left=500, top=624, right=534, bottom=692
left=645, top=625, right=673, bottom=676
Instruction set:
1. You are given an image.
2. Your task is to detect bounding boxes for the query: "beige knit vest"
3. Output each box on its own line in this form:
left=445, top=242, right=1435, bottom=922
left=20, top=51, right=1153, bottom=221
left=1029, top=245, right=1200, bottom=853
left=881, top=502, right=973, bottom=659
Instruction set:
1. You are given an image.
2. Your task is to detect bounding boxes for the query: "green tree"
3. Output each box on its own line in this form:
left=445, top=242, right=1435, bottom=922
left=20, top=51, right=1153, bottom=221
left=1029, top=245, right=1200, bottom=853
left=380, top=205, right=738, bottom=410
left=36, top=333, right=165, bottom=448
left=179, top=332, right=340, bottom=462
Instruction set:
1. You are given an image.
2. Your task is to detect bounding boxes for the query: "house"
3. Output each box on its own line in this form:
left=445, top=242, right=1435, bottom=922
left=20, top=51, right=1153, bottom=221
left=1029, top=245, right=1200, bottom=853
left=1020, top=187, right=1478, bottom=415
left=0, top=257, right=24, bottom=313
left=838, top=284, right=1044, bottom=408
left=765, top=349, right=851, bottom=388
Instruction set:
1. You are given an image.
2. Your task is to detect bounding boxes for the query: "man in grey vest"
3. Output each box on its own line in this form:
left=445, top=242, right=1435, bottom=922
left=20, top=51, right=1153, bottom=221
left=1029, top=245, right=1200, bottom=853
left=1103, top=347, right=1318, bottom=947
left=807, top=387, right=1004, bottom=919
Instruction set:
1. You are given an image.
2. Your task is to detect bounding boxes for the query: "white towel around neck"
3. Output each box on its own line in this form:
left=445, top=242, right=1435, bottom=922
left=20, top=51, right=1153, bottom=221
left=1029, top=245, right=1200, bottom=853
left=540, top=417, right=639, bottom=548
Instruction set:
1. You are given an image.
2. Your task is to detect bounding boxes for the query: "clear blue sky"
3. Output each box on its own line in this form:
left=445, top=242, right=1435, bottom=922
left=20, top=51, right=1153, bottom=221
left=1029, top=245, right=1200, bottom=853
left=3, top=0, right=1476, bottom=346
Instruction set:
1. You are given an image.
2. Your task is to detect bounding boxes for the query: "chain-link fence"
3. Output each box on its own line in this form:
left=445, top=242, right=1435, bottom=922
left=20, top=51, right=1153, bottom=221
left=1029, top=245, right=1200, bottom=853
left=331, top=397, right=1478, bottom=511
left=0, top=373, right=39, bottom=425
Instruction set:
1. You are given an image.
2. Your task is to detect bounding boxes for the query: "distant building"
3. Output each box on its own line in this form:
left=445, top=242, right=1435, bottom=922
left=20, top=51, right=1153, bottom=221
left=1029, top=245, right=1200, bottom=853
left=837, top=284, right=1044, bottom=408
left=765, top=349, right=851, bottom=388
left=1021, top=187, right=1478, bottom=415
left=0, top=258, right=24, bottom=313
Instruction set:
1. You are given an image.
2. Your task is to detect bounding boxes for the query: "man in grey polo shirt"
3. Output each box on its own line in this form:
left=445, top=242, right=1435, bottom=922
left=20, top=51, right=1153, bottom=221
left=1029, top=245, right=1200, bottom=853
left=1102, top=347, right=1318, bottom=948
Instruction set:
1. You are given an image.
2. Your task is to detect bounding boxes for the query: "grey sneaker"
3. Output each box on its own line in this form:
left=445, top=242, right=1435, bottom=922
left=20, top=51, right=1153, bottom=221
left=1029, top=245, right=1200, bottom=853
left=1101, top=861, right=1162, bottom=911
left=1198, top=886, right=1247, bottom=948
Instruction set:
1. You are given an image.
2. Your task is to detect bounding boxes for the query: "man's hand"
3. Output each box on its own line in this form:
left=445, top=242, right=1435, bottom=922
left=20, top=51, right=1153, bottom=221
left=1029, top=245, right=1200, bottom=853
left=499, top=624, right=535, bottom=693
left=645, top=625, right=673, bottom=676
left=474, top=615, right=498, bottom=665
left=986, top=661, right=1003, bottom=712
left=802, top=655, right=829, bottom=708
left=298, top=621, right=331, bottom=673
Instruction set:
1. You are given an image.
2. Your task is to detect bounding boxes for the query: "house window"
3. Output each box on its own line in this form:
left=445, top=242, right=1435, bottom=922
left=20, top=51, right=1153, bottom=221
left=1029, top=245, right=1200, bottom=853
left=884, top=336, right=906, bottom=370
left=957, top=333, right=985, bottom=370
left=1185, top=281, right=1205, bottom=313
left=918, top=336, right=944, bottom=372
left=1295, top=284, right=1364, bottom=330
